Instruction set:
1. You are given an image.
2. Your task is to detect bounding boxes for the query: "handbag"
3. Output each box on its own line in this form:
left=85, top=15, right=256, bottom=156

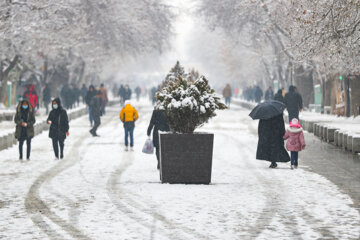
left=142, top=138, right=154, bottom=154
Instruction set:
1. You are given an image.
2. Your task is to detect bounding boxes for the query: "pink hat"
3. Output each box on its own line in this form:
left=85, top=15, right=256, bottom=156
left=290, top=118, right=301, bottom=128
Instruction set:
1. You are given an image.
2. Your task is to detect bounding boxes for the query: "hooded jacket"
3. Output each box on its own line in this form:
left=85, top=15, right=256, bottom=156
left=14, top=100, right=36, bottom=139
left=120, top=103, right=138, bottom=127
left=23, top=84, right=39, bottom=109
left=283, top=126, right=306, bottom=152
left=47, top=98, right=69, bottom=139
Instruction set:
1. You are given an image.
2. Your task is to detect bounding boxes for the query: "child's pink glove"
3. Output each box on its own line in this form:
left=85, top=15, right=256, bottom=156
left=302, top=145, right=305, bottom=150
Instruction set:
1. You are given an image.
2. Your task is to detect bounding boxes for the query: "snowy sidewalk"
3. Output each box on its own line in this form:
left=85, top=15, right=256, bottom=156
left=0, top=102, right=359, bottom=239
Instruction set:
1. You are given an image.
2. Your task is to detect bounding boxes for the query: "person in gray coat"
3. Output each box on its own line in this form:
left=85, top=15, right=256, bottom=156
left=89, top=91, right=102, bottom=137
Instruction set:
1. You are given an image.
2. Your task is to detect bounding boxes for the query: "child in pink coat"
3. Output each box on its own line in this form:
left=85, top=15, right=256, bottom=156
left=283, top=118, right=306, bottom=169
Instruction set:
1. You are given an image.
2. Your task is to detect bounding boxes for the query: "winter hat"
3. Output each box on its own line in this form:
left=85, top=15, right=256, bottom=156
left=290, top=118, right=301, bottom=128
left=125, top=100, right=131, bottom=106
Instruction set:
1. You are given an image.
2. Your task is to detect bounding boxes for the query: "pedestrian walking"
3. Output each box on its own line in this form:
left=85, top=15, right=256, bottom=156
left=120, top=100, right=139, bottom=151
left=135, top=86, right=141, bottom=101
left=42, top=83, right=51, bottom=114
left=283, top=118, right=306, bottom=169
left=264, top=86, right=274, bottom=101
left=23, top=84, right=39, bottom=113
left=81, top=84, right=87, bottom=104
left=256, top=114, right=290, bottom=168
left=254, top=85, right=263, bottom=103
left=89, top=91, right=103, bottom=137
left=99, top=83, right=108, bottom=115
left=150, top=86, right=157, bottom=105
left=147, top=109, right=170, bottom=169
left=85, top=85, right=96, bottom=127
left=118, top=85, right=125, bottom=105
left=274, top=89, right=285, bottom=103
left=284, top=85, right=303, bottom=121
left=123, top=85, right=132, bottom=102
left=47, top=98, right=69, bottom=160
left=222, top=84, right=232, bottom=108
left=14, top=100, right=35, bottom=160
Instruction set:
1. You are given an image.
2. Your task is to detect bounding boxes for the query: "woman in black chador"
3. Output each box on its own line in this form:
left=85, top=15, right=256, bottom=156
left=147, top=109, right=170, bottom=169
left=14, top=100, right=36, bottom=160
left=47, top=98, right=69, bottom=159
left=256, top=114, right=290, bottom=168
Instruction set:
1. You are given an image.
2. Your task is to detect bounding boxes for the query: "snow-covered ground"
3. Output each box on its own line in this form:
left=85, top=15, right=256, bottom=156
left=0, top=99, right=359, bottom=239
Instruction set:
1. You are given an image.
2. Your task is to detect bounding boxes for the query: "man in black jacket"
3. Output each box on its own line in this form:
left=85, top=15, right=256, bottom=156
left=47, top=98, right=69, bottom=160
left=147, top=109, right=170, bottom=169
left=85, top=85, right=96, bottom=126
left=42, top=83, right=51, bottom=114
left=284, top=85, right=303, bottom=121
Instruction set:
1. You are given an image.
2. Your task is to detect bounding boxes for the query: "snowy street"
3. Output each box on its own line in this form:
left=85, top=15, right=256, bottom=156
left=0, top=100, right=359, bottom=240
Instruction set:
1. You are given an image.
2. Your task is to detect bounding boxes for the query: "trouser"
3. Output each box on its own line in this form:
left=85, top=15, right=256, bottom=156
left=91, top=118, right=101, bottom=134
left=88, top=106, right=93, bottom=125
left=124, top=126, right=134, bottom=147
left=44, top=102, right=50, bottom=114
left=225, top=97, right=231, bottom=106
left=52, top=138, right=65, bottom=158
left=290, top=151, right=298, bottom=166
left=19, top=138, right=31, bottom=159
left=288, top=110, right=299, bottom=122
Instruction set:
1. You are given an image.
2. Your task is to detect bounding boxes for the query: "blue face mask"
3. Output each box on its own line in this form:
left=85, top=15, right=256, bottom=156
left=53, top=104, right=58, bottom=109
left=22, top=105, right=28, bottom=109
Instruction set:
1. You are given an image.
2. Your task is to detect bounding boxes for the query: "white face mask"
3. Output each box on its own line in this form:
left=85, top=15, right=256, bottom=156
left=53, top=104, right=58, bottom=109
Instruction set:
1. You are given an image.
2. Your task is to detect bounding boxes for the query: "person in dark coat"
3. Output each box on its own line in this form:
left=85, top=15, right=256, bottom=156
left=254, top=86, right=263, bottom=103
left=89, top=91, right=102, bottom=137
left=42, top=83, right=52, bottom=114
left=274, top=89, right=285, bottom=103
left=118, top=85, right=125, bottom=105
left=256, top=114, right=290, bottom=168
left=47, top=98, right=69, bottom=159
left=284, top=85, right=303, bottom=122
left=81, top=84, right=87, bottom=104
left=123, top=85, right=132, bottom=102
left=264, top=87, right=274, bottom=101
left=135, top=86, right=141, bottom=101
left=85, top=85, right=96, bottom=126
left=147, top=109, right=170, bottom=169
left=14, top=100, right=36, bottom=160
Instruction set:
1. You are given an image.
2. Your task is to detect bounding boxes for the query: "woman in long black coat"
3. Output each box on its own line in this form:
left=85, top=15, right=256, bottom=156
left=256, top=114, right=290, bottom=168
left=14, top=100, right=36, bottom=160
left=47, top=98, right=69, bottom=159
left=147, top=109, right=170, bottom=169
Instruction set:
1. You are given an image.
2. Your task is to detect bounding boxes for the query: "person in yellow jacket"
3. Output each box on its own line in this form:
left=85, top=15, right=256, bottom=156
left=120, top=100, right=139, bottom=151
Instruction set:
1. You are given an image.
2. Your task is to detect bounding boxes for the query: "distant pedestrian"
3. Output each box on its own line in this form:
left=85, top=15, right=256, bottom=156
left=73, top=84, right=81, bottom=107
left=256, top=114, right=290, bottom=168
left=264, top=87, right=274, bottom=101
left=123, top=85, right=132, bottom=102
left=42, top=83, right=51, bottom=114
left=274, top=89, right=285, bottom=103
left=254, top=86, right=263, bottom=103
left=23, top=84, right=39, bottom=113
left=147, top=109, right=170, bottom=169
left=81, top=84, right=87, bottom=104
left=120, top=100, right=139, bottom=151
left=89, top=91, right=103, bottom=137
left=135, top=86, right=141, bottom=101
left=14, top=100, right=35, bottom=160
left=284, top=85, right=303, bottom=121
left=118, top=85, right=125, bottom=105
left=99, top=83, right=108, bottom=115
left=85, top=85, right=96, bottom=127
left=222, top=84, right=232, bottom=108
left=47, top=98, right=69, bottom=160
left=283, top=118, right=306, bottom=169
left=150, top=87, right=157, bottom=105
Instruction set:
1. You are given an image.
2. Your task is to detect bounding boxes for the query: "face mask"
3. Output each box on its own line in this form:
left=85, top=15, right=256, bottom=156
left=53, top=104, right=58, bottom=109
left=22, top=105, right=28, bottom=109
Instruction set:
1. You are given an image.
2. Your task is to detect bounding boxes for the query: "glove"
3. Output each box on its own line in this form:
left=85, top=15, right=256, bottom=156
left=66, top=132, right=70, bottom=136
left=302, top=145, right=305, bottom=150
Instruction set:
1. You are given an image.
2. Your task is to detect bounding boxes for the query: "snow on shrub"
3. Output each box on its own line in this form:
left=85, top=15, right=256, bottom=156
left=156, top=67, right=227, bottom=133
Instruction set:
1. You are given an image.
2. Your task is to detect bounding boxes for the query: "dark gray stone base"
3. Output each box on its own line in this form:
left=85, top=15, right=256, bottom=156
left=159, top=133, right=214, bottom=184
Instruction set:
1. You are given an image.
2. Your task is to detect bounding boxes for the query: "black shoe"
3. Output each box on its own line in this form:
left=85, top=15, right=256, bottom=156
left=269, top=162, right=278, bottom=168
left=60, top=154, right=64, bottom=159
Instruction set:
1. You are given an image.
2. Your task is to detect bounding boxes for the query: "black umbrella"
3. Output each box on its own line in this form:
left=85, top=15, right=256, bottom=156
left=249, top=100, right=286, bottom=120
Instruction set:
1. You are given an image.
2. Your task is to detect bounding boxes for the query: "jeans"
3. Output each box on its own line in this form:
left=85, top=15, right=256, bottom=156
left=291, top=151, right=298, bottom=166
left=225, top=97, right=231, bottom=107
left=19, top=138, right=31, bottom=159
left=88, top=106, right=93, bottom=126
left=52, top=138, right=65, bottom=158
left=124, top=126, right=134, bottom=147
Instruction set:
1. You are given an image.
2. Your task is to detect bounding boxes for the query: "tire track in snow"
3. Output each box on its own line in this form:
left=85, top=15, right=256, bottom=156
left=25, top=112, right=117, bottom=240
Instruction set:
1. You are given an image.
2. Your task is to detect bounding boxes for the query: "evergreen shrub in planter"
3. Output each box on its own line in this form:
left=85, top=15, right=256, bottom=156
left=156, top=62, right=226, bottom=184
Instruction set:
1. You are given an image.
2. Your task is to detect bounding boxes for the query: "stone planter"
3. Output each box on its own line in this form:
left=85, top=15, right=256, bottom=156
left=159, top=132, right=214, bottom=184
